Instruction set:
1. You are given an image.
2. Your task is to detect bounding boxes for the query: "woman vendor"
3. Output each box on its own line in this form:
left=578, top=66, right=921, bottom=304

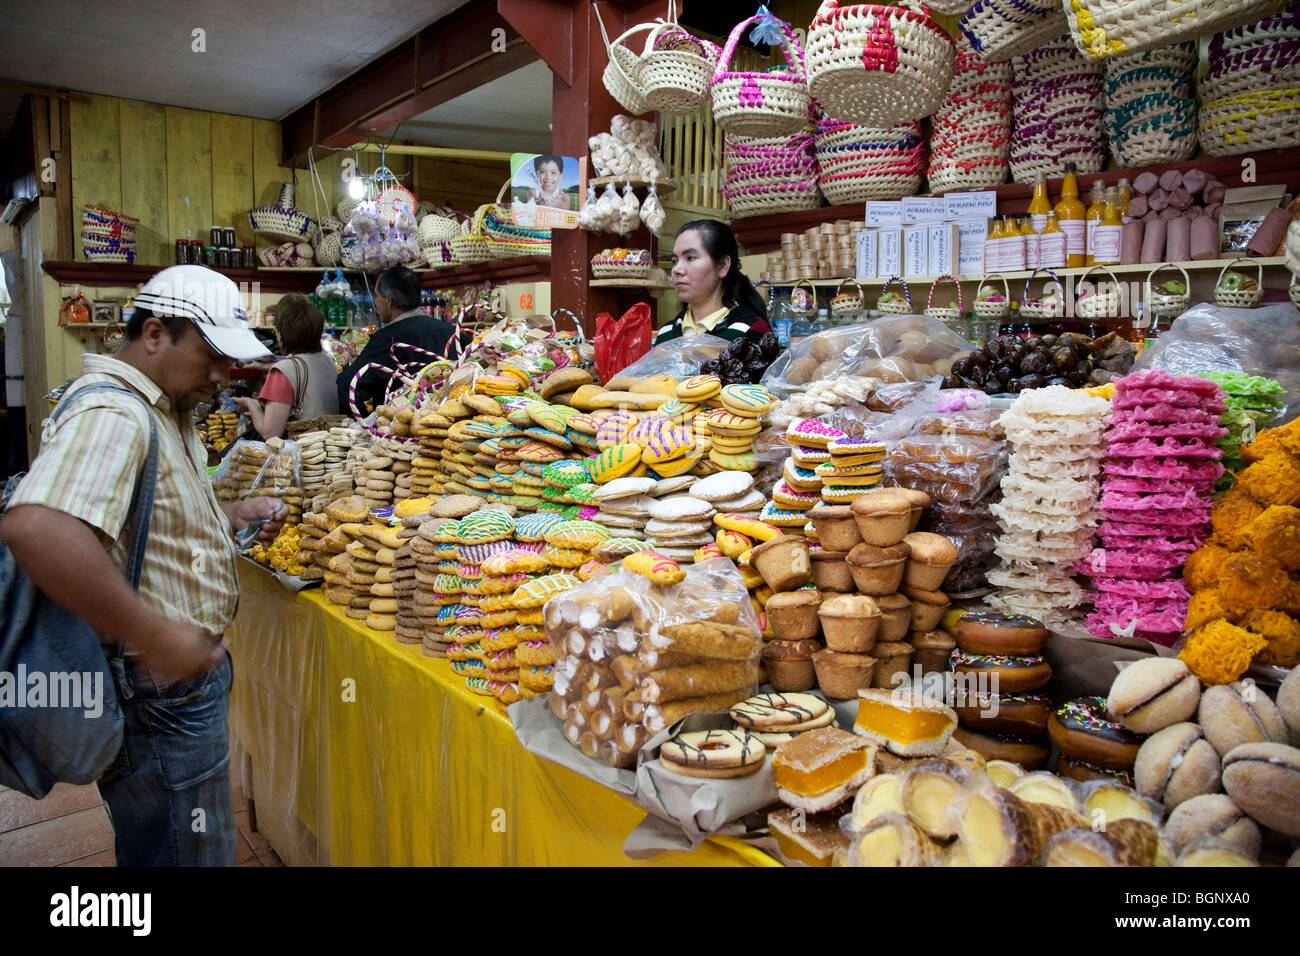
left=656, top=219, right=771, bottom=345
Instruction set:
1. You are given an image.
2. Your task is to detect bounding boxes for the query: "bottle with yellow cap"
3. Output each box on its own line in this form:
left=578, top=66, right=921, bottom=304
left=1092, top=187, right=1124, bottom=267
left=1038, top=210, right=1067, bottom=269
left=1054, top=162, right=1087, bottom=268
left=1084, top=180, right=1106, bottom=266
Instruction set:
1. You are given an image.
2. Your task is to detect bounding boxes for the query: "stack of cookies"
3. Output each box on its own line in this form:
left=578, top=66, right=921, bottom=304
left=700, top=383, right=777, bottom=475
left=987, top=386, right=1109, bottom=626
left=644, top=495, right=717, bottom=562
left=215, top=440, right=269, bottom=503
left=295, top=431, right=329, bottom=497
left=592, top=476, right=656, bottom=540
left=391, top=515, right=429, bottom=651
left=1084, top=370, right=1227, bottom=646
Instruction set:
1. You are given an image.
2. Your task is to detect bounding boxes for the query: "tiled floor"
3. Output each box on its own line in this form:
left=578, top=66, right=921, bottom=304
left=0, top=760, right=283, bottom=867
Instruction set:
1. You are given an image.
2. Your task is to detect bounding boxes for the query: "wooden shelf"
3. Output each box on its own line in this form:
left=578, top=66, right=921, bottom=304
left=43, top=261, right=325, bottom=294
left=416, top=256, right=550, bottom=287
left=732, top=148, right=1300, bottom=254
left=760, top=257, right=1288, bottom=288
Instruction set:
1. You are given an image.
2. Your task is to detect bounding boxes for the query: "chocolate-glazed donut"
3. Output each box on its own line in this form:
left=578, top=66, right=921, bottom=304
left=1048, top=696, right=1145, bottom=770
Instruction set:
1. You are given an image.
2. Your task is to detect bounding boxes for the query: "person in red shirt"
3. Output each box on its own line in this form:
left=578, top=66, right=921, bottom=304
left=235, top=294, right=339, bottom=438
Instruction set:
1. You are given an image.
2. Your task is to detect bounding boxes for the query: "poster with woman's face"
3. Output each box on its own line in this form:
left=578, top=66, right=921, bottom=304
left=510, top=153, right=583, bottom=229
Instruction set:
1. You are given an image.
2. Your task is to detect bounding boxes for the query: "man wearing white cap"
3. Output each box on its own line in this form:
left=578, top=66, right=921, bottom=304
left=0, top=266, right=286, bottom=866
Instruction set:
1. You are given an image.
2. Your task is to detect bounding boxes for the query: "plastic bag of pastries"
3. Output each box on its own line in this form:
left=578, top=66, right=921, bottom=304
left=211, top=437, right=271, bottom=501
left=543, top=557, right=762, bottom=768
left=246, top=436, right=302, bottom=496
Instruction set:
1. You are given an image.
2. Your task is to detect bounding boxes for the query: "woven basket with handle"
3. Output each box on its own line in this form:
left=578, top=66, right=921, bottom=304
left=1019, top=268, right=1065, bottom=320
left=1075, top=264, right=1122, bottom=319
left=924, top=274, right=965, bottom=324
left=876, top=276, right=913, bottom=314
left=595, top=6, right=655, bottom=114
left=710, top=13, right=811, bottom=138
left=1215, top=258, right=1264, bottom=308
left=640, top=20, right=720, bottom=116
left=1146, top=262, right=1191, bottom=319
left=973, top=273, right=1012, bottom=320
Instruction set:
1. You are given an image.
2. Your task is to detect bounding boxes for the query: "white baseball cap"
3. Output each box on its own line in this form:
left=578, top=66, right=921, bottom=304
left=134, top=265, right=271, bottom=362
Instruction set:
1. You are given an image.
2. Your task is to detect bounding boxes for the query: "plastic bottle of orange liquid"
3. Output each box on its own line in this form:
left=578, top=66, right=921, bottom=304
left=1038, top=210, right=1067, bottom=268
left=1027, top=173, right=1052, bottom=235
left=1092, top=187, right=1124, bottom=266
left=1054, top=162, right=1087, bottom=268
left=1084, top=180, right=1106, bottom=266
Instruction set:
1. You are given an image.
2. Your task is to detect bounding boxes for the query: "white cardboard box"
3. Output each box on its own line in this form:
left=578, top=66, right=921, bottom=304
left=877, top=228, right=902, bottom=278
left=945, top=190, right=997, bottom=221
left=903, top=225, right=928, bottom=278
left=927, top=223, right=959, bottom=277
left=856, top=229, right=880, bottom=279
left=903, top=196, right=948, bottom=225
left=865, top=201, right=903, bottom=229
left=956, top=218, right=990, bottom=275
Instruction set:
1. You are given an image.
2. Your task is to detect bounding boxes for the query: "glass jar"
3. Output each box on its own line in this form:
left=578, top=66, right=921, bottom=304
left=242, top=244, right=257, bottom=269
left=203, top=245, right=218, bottom=267
left=222, top=227, right=236, bottom=248
left=209, top=226, right=223, bottom=248
left=175, top=239, right=188, bottom=265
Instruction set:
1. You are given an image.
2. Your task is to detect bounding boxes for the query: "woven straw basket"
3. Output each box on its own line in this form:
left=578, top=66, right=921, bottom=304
left=876, top=276, right=913, bottom=314
left=595, top=8, right=656, bottom=114
left=250, top=182, right=316, bottom=243
left=1146, top=263, right=1191, bottom=319
left=313, top=217, right=344, bottom=266
left=805, top=1, right=955, bottom=127
left=640, top=23, right=720, bottom=115
left=924, top=274, right=965, bottom=324
left=831, top=277, right=865, bottom=314
left=973, top=273, right=1012, bottom=320
left=1075, top=264, right=1122, bottom=319
left=1290, top=275, right=1300, bottom=309
left=1019, top=268, right=1065, bottom=320
left=1067, top=0, right=1283, bottom=61
left=960, top=0, right=1067, bottom=62
left=1199, top=43, right=1300, bottom=101
left=1198, top=88, right=1300, bottom=157
left=418, top=211, right=465, bottom=245
left=711, top=14, right=811, bottom=137
left=1215, top=258, right=1264, bottom=308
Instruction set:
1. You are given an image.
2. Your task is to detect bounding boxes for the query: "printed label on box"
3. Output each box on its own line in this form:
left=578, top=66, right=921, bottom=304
left=856, top=229, right=880, bottom=279
left=877, top=229, right=902, bottom=278
left=865, top=201, right=903, bottom=229
left=903, top=226, right=928, bottom=278
left=903, top=196, right=948, bottom=225
left=945, top=190, right=997, bottom=221
left=928, top=224, right=959, bottom=277
left=956, top=218, right=989, bottom=275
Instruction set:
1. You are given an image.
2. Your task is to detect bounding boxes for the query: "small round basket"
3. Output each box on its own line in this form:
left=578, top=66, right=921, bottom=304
left=972, top=272, right=1012, bottom=320
left=1075, top=264, right=1122, bottom=319
left=875, top=276, right=913, bottom=314
left=924, top=274, right=965, bottom=324
left=1019, top=268, right=1065, bottom=321
left=1215, top=258, right=1264, bottom=309
left=830, top=277, right=865, bottom=315
left=1146, top=262, right=1191, bottom=319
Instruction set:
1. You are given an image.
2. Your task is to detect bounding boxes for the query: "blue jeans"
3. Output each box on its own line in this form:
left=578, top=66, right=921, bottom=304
left=98, top=648, right=236, bottom=866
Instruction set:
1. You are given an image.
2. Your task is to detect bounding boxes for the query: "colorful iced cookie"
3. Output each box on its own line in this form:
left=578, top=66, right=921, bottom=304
left=783, top=459, right=823, bottom=494
left=515, top=440, right=566, bottom=463
left=677, top=373, right=722, bottom=401
left=658, top=398, right=699, bottom=424
left=760, top=502, right=812, bottom=527
left=720, top=383, right=775, bottom=418
left=715, top=528, right=753, bottom=558
left=542, top=460, right=593, bottom=490
left=511, top=572, right=581, bottom=608
left=590, top=443, right=644, bottom=483
left=527, top=402, right=575, bottom=434
left=641, top=422, right=695, bottom=465
left=433, top=572, right=463, bottom=594
left=648, top=448, right=705, bottom=477
left=456, top=510, right=516, bottom=544
left=786, top=419, right=847, bottom=448
left=704, top=409, right=764, bottom=437
left=596, top=412, right=638, bottom=449
left=772, top=480, right=820, bottom=510
left=593, top=537, right=653, bottom=561
left=567, top=412, right=601, bottom=436
left=481, top=549, right=549, bottom=575
left=790, top=445, right=832, bottom=467
left=457, top=539, right=518, bottom=564
left=513, top=512, right=564, bottom=542
left=541, top=544, right=590, bottom=568
left=715, top=513, right=783, bottom=541
left=622, top=551, right=686, bottom=584
left=545, top=519, right=612, bottom=549
left=628, top=416, right=668, bottom=447
left=694, top=543, right=725, bottom=562
left=577, top=559, right=609, bottom=581
left=709, top=449, right=759, bottom=472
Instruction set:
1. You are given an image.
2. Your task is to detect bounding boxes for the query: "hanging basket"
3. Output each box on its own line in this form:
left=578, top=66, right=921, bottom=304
left=924, top=274, right=965, bottom=323
left=595, top=8, right=656, bottom=114
left=640, top=23, right=721, bottom=115
left=710, top=13, right=812, bottom=137
left=1215, top=258, right=1264, bottom=309
left=973, top=272, right=1012, bottom=320
left=1019, top=267, right=1065, bottom=320
left=831, top=277, right=865, bottom=314
left=1146, top=262, right=1191, bottom=319
left=1075, top=264, right=1122, bottom=319
left=806, top=1, right=955, bottom=127
left=959, top=0, right=1068, bottom=63
left=1066, top=0, right=1283, bottom=62
left=313, top=217, right=344, bottom=267
left=1198, top=88, right=1300, bottom=157
left=875, top=276, right=913, bottom=314
left=418, top=210, right=466, bottom=245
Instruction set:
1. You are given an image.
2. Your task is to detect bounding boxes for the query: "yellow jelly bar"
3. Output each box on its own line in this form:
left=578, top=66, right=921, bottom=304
left=773, top=829, right=834, bottom=868
left=855, top=698, right=953, bottom=744
left=774, top=748, right=871, bottom=797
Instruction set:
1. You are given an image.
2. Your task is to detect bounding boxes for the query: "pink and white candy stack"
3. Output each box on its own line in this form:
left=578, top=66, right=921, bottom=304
left=927, top=31, right=1011, bottom=192
left=1082, top=370, right=1228, bottom=646
left=1009, top=35, right=1106, bottom=183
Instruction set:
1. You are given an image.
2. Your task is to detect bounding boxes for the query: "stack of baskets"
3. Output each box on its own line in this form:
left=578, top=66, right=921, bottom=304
left=813, top=119, right=925, bottom=203
left=804, top=1, right=954, bottom=126
left=639, top=22, right=720, bottom=115
left=710, top=13, right=811, bottom=137
left=479, top=195, right=551, bottom=258
left=927, top=31, right=1011, bottom=192
left=960, top=0, right=1067, bottom=62
left=417, top=210, right=463, bottom=270
left=1104, top=42, right=1198, bottom=166
left=724, top=127, right=821, bottom=217
left=1065, top=0, right=1282, bottom=61
left=249, top=183, right=316, bottom=244
left=1009, top=35, right=1106, bottom=182
left=1199, top=4, right=1300, bottom=157
left=81, top=205, right=138, bottom=263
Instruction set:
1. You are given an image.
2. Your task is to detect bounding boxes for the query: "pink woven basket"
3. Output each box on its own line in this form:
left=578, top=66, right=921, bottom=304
left=710, top=14, right=811, bottom=137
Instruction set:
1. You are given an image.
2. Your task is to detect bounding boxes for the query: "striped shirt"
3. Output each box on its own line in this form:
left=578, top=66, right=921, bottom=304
left=654, top=302, right=769, bottom=345
left=9, top=354, right=239, bottom=643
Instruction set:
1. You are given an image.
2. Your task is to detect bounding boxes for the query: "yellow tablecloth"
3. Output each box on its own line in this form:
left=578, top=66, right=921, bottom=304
left=226, top=563, right=777, bottom=866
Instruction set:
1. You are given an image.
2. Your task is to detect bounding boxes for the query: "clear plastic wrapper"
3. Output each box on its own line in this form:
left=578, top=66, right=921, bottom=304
left=247, top=437, right=302, bottom=497
left=1133, top=301, right=1300, bottom=424
left=888, top=434, right=1008, bottom=506
left=761, top=315, right=975, bottom=394
left=544, top=558, right=761, bottom=768
left=212, top=437, right=271, bottom=503
left=615, top=333, right=730, bottom=382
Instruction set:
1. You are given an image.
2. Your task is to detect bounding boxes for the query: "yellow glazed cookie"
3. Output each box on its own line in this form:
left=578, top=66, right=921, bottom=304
left=715, top=513, right=783, bottom=541
left=622, top=551, right=686, bottom=585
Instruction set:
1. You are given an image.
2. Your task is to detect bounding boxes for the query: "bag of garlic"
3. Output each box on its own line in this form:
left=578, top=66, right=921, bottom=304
left=576, top=180, right=600, bottom=230
left=640, top=178, right=666, bottom=236
left=617, top=181, right=641, bottom=235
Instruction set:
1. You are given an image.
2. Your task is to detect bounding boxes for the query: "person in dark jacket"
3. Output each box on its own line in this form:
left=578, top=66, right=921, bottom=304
left=655, top=219, right=770, bottom=345
left=337, top=265, right=459, bottom=414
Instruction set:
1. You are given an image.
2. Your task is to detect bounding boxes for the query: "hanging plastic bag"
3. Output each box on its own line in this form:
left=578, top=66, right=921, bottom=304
left=594, top=303, right=655, bottom=381
left=576, top=180, right=600, bottom=230
left=617, top=181, right=642, bottom=235
left=640, top=177, right=666, bottom=236
left=594, top=180, right=621, bottom=233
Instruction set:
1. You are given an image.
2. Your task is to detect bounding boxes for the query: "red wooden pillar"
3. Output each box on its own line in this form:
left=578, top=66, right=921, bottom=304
left=499, top=0, right=670, bottom=337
